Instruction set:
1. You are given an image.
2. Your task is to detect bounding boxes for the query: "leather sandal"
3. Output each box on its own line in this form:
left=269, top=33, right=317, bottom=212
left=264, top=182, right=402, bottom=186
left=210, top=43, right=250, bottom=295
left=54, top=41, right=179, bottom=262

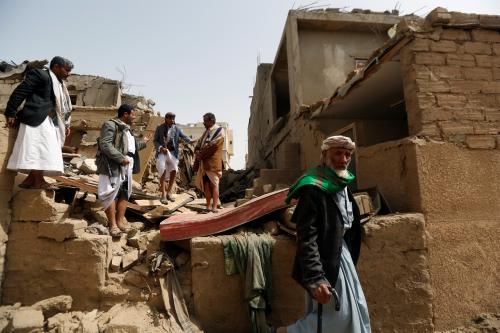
left=109, top=227, right=122, bottom=238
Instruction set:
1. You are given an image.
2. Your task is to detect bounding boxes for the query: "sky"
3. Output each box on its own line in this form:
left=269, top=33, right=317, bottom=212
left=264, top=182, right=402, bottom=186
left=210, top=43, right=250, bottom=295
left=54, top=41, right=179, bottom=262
left=1, top=0, right=499, bottom=169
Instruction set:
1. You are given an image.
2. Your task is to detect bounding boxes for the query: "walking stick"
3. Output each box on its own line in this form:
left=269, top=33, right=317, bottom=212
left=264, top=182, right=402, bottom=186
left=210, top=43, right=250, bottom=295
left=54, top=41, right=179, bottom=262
left=317, top=303, right=323, bottom=333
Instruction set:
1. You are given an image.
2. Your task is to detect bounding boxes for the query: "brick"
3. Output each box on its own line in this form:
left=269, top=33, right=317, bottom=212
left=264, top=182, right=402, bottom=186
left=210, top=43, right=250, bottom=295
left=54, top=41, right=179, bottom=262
left=467, top=94, right=499, bottom=108
left=439, top=121, right=474, bottom=135
left=471, top=29, right=500, bottom=43
left=417, top=93, right=436, bottom=109
left=431, top=66, right=463, bottom=80
left=415, top=52, right=446, bottom=66
left=493, top=44, right=500, bottom=56
left=446, top=54, right=475, bottom=67
left=476, top=55, right=500, bottom=67
left=482, top=82, right=500, bottom=94
left=422, top=108, right=453, bottom=122
left=484, top=108, right=500, bottom=121
left=420, top=123, right=441, bottom=137
left=430, top=40, right=457, bottom=53
left=440, top=28, right=471, bottom=41
left=463, top=68, right=493, bottom=81
left=465, top=135, right=496, bottom=149
left=453, top=109, right=485, bottom=121
left=110, top=256, right=122, bottom=272
left=417, top=79, right=450, bottom=93
left=449, top=81, right=483, bottom=94
left=409, top=39, right=430, bottom=51
left=436, top=94, right=467, bottom=108
left=463, top=42, right=492, bottom=55
left=37, top=219, right=87, bottom=242
left=473, top=122, right=498, bottom=135
left=413, top=65, right=432, bottom=80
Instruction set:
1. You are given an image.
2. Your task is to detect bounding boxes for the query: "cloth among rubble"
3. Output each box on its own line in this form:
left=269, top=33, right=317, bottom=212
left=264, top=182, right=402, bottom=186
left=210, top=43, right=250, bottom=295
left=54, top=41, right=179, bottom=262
left=150, top=251, right=196, bottom=333
left=221, top=233, right=275, bottom=333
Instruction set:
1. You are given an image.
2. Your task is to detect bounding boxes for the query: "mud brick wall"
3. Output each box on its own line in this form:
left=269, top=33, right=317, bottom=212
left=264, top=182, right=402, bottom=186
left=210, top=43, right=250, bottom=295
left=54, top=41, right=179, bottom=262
left=401, top=28, right=500, bottom=149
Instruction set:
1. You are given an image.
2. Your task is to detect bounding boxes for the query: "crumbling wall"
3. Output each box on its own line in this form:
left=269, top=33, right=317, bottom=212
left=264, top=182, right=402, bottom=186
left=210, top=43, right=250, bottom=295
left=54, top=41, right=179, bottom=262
left=66, top=74, right=121, bottom=107
left=397, top=15, right=500, bottom=330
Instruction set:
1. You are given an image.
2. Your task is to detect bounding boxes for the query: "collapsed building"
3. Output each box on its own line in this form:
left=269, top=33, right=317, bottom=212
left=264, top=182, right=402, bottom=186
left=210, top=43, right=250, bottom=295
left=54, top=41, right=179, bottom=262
left=0, top=6, right=498, bottom=333
left=248, top=6, right=500, bottom=333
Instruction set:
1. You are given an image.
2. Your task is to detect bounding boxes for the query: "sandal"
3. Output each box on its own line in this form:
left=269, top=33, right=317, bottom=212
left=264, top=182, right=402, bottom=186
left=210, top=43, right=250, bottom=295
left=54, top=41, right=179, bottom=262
left=117, top=225, right=132, bottom=233
left=211, top=208, right=219, bottom=213
left=109, top=227, right=122, bottom=238
left=160, top=197, right=169, bottom=205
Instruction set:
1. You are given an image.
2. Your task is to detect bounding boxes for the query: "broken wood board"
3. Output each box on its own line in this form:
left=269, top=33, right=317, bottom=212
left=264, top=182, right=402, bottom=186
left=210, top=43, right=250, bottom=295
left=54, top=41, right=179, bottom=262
left=143, top=193, right=194, bottom=221
left=134, top=199, right=162, bottom=207
left=159, top=189, right=291, bottom=241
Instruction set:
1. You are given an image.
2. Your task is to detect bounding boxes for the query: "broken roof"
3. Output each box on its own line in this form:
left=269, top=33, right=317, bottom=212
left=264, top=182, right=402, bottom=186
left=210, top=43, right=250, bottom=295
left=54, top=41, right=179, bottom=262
left=0, top=59, right=47, bottom=80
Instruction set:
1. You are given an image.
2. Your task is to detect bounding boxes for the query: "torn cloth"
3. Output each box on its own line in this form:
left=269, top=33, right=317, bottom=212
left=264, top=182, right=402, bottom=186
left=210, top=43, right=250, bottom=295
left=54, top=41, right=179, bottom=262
left=222, top=233, right=275, bottom=333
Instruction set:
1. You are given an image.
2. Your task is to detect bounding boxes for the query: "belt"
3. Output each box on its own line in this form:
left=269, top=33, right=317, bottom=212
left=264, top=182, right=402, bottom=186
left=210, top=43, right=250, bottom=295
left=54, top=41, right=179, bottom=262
left=126, top=152, right=135, bottom=157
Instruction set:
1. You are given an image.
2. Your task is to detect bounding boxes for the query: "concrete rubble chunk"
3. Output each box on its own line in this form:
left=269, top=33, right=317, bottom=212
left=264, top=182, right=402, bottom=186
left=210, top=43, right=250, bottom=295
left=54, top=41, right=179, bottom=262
left=12, top=190, right=69, bottom=222
left=70, top=157, right=83, bottom=169
left=79, top=158, right=97, bottom=174
left=122, top=249, right=139, bottom=270
left=31, top=295, right=73, bottom=319
left=11, top=307, right=44, bottom=333
left=37, top=219, right=87, bottom=242
left=46, top=311, right=85, bottom=332
left=80, top=309, right=99, bottom=333
left=123, top=270, right=147, bottom=289
left=109, top=256, right=122, bottom=272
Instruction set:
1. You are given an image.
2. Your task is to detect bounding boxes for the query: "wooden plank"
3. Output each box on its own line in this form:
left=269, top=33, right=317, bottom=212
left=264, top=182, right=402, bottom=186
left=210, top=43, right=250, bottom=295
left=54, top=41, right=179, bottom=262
left=134, top=199, right=162, bottom=207
left=143, top=193, right=194, bottom=221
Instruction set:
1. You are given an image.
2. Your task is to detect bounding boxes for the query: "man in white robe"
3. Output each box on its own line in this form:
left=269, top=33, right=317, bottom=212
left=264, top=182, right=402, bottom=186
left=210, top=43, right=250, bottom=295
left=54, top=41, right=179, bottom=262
left=4, top=56, right=73, bottom=190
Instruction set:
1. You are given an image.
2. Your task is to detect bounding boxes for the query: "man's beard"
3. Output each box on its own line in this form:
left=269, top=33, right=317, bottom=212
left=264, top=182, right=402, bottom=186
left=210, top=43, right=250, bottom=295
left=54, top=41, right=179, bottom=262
left=325, top=159, right=349, bottom=178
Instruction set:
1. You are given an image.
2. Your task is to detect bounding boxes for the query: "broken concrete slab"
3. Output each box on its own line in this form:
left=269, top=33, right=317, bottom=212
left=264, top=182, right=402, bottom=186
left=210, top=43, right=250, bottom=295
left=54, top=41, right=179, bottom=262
left=12, top=190, right=70, bottom=222
left=122, top=250, right=139, bottom=270
left=31, top=295, right=73, bottom=319
left=79, top=158, right=97, bottom=174
left=37, top=219, right=87, bottom=242
left=11, top=307, right=44, bottom=333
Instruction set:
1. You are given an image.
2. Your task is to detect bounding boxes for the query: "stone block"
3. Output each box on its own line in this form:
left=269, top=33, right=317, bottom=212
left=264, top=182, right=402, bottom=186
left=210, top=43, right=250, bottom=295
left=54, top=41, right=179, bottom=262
left=79, top=158, right=97, bottom=174
left=449, top=80, right=483, bottom=94
left=439, top=121, right=474, bottom=135
left=482, top=81, right=500, bottom=94
left=409, top=38, right=429, bottom=52
left=417, top=79, right=450, bottom=93
left=122, top=249, right=139, bottom=270
left=440, top=28, right=471, bottom=41
left=471, top=29, right=500, bottom=43
left=453, top=109, right=485, bottom=121
left=414, top=52, right=445, bottom=65
left=484, top=108, right=500, bottom=121
left=37, top=219, right=87, bottom=242
left=475, top=55, right=500, bottom=67
left=436, top=94, right=467, bottom=108
left=262, top=184, right=274, bottom=194
left=12, top=190, right=69, bottom=222
left=109, top=256, right=122, bottom=272
left=493, top=43, right=500, bottom=56
left=31, top=295, right=73, bottom=319
left=11, top=308, right=44, bottom=333
left=416, top=93, right=436, bottom=109
left=493, top=68, right=500, bottom=80
left=473, top=122, right=498, bottom=135
left=463, top=67, right=493, bottom=81
left=145, top=230, right=160, bottom=258
left=446, top=54, right=475, bottom=67
left=431, top=66, right=463, bottom=80
left=463, top=41, right=492, bottom=55
left=430, top=40, right=457, bottom=53
left=244, top=188, right=254, bottom=199
left=465, top=135, right=496, bottom=149
left=449, top=12, right=479, bottom=26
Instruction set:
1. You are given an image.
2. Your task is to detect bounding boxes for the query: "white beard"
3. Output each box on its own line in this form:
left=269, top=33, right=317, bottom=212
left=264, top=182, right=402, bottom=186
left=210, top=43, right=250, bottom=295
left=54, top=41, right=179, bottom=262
left=324, top=160, right=349, bottom=178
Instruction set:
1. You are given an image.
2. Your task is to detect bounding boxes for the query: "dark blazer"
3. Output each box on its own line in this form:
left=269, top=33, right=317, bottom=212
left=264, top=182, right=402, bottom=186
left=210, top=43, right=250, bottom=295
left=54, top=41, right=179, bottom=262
left=291, top=185, right=361, bottom=295
left=153, top=123, right=191, bottom=159
left=4, top=69, right=55, bottom=126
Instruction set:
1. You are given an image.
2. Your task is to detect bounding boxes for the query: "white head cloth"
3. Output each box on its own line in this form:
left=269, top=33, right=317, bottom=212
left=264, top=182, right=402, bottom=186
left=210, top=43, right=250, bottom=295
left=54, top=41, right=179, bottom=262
left=321, top=135, right=356, bottom=151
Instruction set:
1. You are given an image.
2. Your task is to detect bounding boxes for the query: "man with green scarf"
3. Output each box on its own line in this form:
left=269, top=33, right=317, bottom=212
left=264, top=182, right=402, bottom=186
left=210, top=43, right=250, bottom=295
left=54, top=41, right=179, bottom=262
left=276, top=135, right=371, bottom=333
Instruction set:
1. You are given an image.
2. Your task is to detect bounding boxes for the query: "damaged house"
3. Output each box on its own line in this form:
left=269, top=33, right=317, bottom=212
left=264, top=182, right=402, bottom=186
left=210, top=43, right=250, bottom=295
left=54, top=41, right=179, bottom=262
left=247, top=7, right=500, bottom=333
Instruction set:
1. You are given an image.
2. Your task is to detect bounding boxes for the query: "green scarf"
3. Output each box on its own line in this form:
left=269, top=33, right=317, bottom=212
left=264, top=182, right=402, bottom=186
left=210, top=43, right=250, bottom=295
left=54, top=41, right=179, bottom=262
left=285, top=166, right=355, bottom=204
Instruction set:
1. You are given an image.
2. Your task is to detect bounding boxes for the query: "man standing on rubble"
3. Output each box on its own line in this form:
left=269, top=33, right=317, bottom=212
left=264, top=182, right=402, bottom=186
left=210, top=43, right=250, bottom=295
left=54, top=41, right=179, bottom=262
left=4, top=56, right=74, bottom=190
left=154, top=112, right=192, bottom=204
left=96, top=104, right=150, bottom=237
left=194, top=112, right=224, bottom=213
left=276, top=136, right=371, bottom=333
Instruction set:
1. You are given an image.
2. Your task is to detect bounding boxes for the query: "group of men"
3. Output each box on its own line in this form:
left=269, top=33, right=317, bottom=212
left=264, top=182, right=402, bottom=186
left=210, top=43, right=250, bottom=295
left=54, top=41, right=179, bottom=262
left=4, top=56, right=371, bottom=332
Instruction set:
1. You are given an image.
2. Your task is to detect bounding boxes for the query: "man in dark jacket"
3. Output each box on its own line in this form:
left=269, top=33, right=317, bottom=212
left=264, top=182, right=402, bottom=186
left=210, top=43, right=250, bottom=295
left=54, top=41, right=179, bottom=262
left=153, top=112, right=192, bottom=203
left=277, top=136, right=371, bottom=333
left=4, top=56, right=73, bottom=190
left=96, top=104, right=149, bottom=237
